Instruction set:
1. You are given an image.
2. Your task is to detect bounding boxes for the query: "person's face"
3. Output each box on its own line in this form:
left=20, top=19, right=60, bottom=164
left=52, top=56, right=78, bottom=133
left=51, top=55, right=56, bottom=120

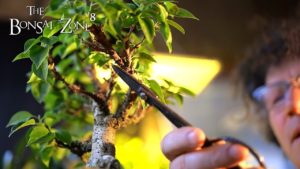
left=266, top=59, right=300, bottom=167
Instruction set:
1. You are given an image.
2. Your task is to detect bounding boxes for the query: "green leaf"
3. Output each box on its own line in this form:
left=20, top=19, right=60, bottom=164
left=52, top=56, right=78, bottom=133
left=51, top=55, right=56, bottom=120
left=138, top=14, right=155, bottom=43
left=50, top=0, right=66, bottom=11
left=179, top=87, right=196, bottom=96
left=160, top=22, right=172, bottom=52
left=122, top=15, right=136, bottom=28
left=62, top=42, right=77, bottom=58
left=148, top=79, right=165, bottom=103
left=41, top=147, right=54, bottom=167
left=30, top=45, right=50, bottom=69
left=6, top=111, right=33, bottom=127
left=27, top=73, right=40, bottom=84
left=13, top=38, right=41, bottom=62
left=176, top=8, right=199, bottom=20
left=88, top=52, right=110, bottom=66
left=167, top=19, right=185, bottom=34
left=43, top=23, right=62, bottom=38
left=163, top=2, right=179, bottom=15
left=157, top=4, right=168, bottom=22
left=27, top=125, right=49, bottom=146
left=9, top=119, right=36, bottom=137
left=173, top=93, right=183, bottom=106
left=52, top=44, right=65, bottom=57
left=93, top=0, right=107, bottom=6
left=12, top=50, right=30, bottom=62
left=31, top=80, right=50, bottom=103
left=24, top=38, right=41, bottom=51
left=55, top=130, right=72, bottom=144
left=35, top=133, right=55, bottom=145
left=138, top=52, right=156, bottom=62
left=56, top=57, right=73, bottom=72
left=32, top=59, right=48, bottom=81
left=40, top=36, right=59, bottom=46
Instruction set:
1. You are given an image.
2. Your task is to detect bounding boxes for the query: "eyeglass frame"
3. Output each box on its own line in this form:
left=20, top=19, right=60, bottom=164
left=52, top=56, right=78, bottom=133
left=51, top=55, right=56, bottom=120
left=252, top=75, right=300, bottom=109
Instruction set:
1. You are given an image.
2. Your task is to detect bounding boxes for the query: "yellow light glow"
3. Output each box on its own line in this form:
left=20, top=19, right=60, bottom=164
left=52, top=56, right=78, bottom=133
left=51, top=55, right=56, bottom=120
left=95, top=53, right=221, bottom=95
left=151, top=53, right=221, bottom=95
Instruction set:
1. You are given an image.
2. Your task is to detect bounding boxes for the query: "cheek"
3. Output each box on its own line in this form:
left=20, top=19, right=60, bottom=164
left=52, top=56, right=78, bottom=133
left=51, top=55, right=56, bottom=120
left=269, top=111, right=285, bottom=139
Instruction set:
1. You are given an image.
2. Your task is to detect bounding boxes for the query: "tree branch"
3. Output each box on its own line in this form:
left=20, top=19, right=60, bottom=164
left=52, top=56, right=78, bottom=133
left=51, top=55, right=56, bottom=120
left=105, top=71, right=116, bottom=101
left=87, top=101, right=121, bottom=169
left=55, top=139, right=91, bottom=158
left=88, top=25, right=125, bottom=67
left=130, top=36, right=145, bottom=55
left=114, top=90, right=137, bottom=118
left=127, top=102, right=150, bottom=124
left=111, top=89, right=138, bottom=129
left=48, top=56, right=110, bottom=115
left=85, top=64, right=102, bottom=94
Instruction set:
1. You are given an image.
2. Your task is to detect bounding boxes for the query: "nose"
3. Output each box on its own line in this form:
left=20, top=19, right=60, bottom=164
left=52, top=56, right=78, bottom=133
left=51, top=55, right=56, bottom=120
left=292, top=87, right=300, bottom=113
left=285, top=87, right=300, bottom=115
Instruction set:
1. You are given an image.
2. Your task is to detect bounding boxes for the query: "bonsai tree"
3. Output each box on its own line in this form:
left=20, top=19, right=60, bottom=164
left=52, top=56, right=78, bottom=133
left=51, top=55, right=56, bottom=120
left=6, top=0, right=197, bottom=168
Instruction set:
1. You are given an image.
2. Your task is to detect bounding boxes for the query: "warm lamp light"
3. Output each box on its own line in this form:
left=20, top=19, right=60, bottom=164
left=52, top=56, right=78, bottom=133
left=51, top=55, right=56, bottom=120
left=95, top=53, right=221, bottom=95
left=152, top=53, right=221, bottom=95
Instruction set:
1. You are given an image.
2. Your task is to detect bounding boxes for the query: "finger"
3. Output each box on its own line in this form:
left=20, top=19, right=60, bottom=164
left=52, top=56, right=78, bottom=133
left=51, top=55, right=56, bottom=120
left=170, top=143, right=249, bottom=169
left=161, top=127, right=206, bottom=161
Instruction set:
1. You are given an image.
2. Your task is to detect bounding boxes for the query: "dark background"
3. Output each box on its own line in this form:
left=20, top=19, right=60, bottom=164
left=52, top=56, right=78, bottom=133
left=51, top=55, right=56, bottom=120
left=1, top=0, right=300, bottom=167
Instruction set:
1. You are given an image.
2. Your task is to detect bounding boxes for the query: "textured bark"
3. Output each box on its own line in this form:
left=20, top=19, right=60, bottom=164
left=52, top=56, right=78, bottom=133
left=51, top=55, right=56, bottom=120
left=87, top=101, right=120, bottom=169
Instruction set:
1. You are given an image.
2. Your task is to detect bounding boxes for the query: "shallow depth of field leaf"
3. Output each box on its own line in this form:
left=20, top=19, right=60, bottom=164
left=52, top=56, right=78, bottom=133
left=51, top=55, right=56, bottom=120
left=6, top=111, right=33, bottom=127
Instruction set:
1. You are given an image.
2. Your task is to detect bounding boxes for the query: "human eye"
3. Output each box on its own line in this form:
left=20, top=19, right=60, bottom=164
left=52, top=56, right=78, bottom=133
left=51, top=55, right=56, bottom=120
left=269, top=83, right=287, bottom=104
left=272, top=92, right=285, bottom=104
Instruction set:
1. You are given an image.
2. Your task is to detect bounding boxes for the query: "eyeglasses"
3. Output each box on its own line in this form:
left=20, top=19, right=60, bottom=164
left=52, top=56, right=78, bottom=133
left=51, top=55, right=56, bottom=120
left=252, top=76, right=300, bottom=109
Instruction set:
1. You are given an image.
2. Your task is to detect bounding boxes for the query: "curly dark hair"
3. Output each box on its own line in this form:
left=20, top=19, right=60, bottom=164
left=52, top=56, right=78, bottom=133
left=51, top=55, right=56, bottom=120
left=237, top=18, right=300, bottom=145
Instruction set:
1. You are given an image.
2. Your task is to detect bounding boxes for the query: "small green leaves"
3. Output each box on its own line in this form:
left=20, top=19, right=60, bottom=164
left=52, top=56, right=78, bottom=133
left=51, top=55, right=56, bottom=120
left=27, top=125, right=50, bottom=146
left=179, top=87, right=196, bottom=96
left=30, top=80, right=50, bottom=103
left=157, top=4, right=168, bottom=22
left=173, top=93, right=184, bottom=106
left=6, top=111, right=33, bottom=127
left=160, top=21, right=172, bottom=52
left=32, top=60, right=48, bottom=81
left=88, top=51, right=110, bottom=66
left=41, top=36, right=59, bottom=46
left=148, top=79, right=165, bottom=103
left=138, top=14, right=155, bottom=43
left=43, top=23, right=62, bottom=38
left=50, top=0, right=67, bottom=11
left=167, top=19, right=185, bottom=34
left=30, top=45, right=50, bottom=69
left=6, top=111, right=36, bottom=137
left=13, top=38, right=40, bottom=62
left=164, top=2, right=198, bottom=20
left=10, top=1, right=198, bottom=167
left=24, top=38, right=40, bottom=51
left=9, top=119, right=36, bottom=137
left=41, top=146, right=54, bottom=167
left=139, top=52, right=157, bottom=63
left=13, top=51, right=30, bottom=62
left=176, top=8, right=199, bottom=20
left=55, top=130, right=72, bottom=144
left=62, top=42, right=78, bottom=58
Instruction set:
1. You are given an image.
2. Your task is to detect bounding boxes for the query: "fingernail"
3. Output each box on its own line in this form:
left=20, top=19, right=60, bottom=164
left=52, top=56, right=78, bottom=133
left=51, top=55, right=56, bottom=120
left=229, top=145, right=241, bottom=158
left=187, top=130, right=201, bottom=146
left=229, top=145, right=248, bottom=160
left=188, top=131, right=199, bottom=145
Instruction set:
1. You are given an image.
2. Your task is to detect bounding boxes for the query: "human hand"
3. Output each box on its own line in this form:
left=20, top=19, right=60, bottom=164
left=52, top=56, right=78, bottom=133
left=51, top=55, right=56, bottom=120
left=161, top=127, right=253, bottom=169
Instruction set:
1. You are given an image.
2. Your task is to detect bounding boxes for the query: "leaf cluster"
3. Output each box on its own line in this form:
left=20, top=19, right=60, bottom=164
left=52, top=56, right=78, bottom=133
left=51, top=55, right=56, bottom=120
left=7, top=0, right=197, bottom=168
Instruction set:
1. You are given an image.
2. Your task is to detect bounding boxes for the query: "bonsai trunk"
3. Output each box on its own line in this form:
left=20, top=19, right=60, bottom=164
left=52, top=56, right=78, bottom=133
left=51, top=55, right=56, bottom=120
left=87, top=101, right=120, bottom=169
